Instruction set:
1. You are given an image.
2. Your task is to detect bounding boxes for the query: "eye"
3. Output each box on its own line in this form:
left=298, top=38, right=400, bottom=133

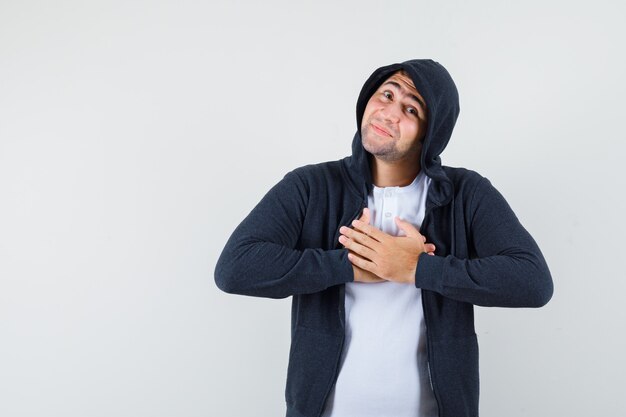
left=407, top=107, right=418, bottom=116
left=382, top=90, right=392, bottom=100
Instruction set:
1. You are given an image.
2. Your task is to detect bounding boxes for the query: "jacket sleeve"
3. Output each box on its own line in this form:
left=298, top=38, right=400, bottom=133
left=213, top=170, right=354, bottom=299
left=414, top=177, right=554, bottom=307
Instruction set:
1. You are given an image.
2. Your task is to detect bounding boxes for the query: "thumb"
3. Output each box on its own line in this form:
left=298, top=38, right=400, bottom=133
left=394, top=217, right=421, bottom=238
left=359, top=207, right=371, bottom=225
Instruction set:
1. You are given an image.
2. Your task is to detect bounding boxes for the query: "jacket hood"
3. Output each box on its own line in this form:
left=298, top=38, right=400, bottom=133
left=344, top=59, right=460, bottom=207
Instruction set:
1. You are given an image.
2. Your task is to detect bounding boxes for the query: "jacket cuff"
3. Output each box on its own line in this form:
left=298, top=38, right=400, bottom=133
left=415, top=253, right=445, bottom=291
left=336, top=249, right=355, bottom=284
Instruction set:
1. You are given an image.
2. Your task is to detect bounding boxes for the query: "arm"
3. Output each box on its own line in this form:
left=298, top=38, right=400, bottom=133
left=214, top=170, right=354, bottom=299
left=414, top=177, right=554, bottom=307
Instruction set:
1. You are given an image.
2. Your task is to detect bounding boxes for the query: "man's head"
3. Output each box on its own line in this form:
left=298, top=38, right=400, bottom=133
left=360, top=70, right=428, bottom=163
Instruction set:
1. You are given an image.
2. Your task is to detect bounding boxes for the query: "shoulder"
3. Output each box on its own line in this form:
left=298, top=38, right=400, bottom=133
left=442, top=166, right=485, bottom=191
left=442, top=166, right=515, bottom=216
left=267, top=160, right=344, bottom=200
left=288, top=159, right=344, bottom=186
left=441, top=165, right=507, bottom=205
left=291, top=159, right=343, bottom=176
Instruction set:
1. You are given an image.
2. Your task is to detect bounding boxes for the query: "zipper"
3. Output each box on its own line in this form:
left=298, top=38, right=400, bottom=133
left=427, top=361, right=434, bottom=390
left=420, top=205, right=443, bottom=417
left=317, top=201, right=367, bottom=417
left=422, top=295, right=442, bottom=417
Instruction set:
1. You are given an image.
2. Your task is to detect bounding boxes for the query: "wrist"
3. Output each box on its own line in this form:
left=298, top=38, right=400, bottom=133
left=351, top=262, right=359, bottom=282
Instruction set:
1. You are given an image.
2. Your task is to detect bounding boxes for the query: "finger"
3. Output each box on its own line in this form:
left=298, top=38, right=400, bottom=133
left=347, top=251, right=378, bottom=273
left=339, top=234, right=377, bottom=260
left=422, top=235, right=426, bottom=243
left=424, top=243, right=436, bottom=253
left=358, top=207, right=371, bottom=224
left=351, top=219, right=387, bottom=243
left=340, top=225, right=381, bottom=251
left=394, top=217, right=421, bottom=238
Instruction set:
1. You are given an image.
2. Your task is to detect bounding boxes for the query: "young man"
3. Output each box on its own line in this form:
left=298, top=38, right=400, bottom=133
left=214, top=59, right=553, bottom=417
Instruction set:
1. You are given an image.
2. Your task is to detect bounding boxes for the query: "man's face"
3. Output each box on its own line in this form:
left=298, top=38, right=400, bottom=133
left=360, top=71, right=428, bottom=162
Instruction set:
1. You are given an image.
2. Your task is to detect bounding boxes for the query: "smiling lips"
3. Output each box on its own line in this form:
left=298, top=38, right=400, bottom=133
left=370, top=122, right=393, bottom=138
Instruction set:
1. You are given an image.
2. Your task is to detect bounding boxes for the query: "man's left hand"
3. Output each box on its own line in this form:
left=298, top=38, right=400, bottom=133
left=338, top=208, right=435, bottom=284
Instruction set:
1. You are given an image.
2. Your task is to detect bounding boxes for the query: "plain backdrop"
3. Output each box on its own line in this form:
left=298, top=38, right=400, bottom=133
left=1, top=0, right=625, bottom=416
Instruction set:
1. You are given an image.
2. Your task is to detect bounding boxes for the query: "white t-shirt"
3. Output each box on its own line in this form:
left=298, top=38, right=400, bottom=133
left=321, top=170, right=439, bottom=417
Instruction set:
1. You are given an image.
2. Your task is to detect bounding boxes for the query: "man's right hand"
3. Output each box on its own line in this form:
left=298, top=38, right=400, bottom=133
left=345, top=209, right=386, bottom=283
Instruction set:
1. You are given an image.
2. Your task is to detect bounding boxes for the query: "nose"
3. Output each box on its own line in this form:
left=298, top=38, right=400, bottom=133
left=379, top=103, right=401, bottom=123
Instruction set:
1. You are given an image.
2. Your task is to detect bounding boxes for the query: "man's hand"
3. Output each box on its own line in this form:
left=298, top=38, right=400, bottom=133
left=342, top=208, right=386, bottom=283
left=338, top=208, right=436, bottom=284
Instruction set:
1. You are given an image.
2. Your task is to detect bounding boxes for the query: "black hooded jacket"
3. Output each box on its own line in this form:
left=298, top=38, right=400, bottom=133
left=214, top=59, right=554, bottom=417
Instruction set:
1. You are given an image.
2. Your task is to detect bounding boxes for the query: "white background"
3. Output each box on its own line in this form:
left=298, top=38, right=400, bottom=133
left=1, top=0, right=625, bottom=416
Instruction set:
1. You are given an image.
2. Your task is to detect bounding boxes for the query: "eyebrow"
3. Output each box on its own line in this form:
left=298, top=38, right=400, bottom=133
left=382, top=81, right=426, bottom=111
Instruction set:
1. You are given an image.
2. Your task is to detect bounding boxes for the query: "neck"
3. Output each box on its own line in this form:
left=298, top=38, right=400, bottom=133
left=370, top=155, right=422, bottom=187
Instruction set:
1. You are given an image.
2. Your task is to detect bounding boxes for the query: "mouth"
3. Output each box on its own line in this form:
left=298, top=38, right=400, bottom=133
left=370, top=122, right=393, bottom=138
